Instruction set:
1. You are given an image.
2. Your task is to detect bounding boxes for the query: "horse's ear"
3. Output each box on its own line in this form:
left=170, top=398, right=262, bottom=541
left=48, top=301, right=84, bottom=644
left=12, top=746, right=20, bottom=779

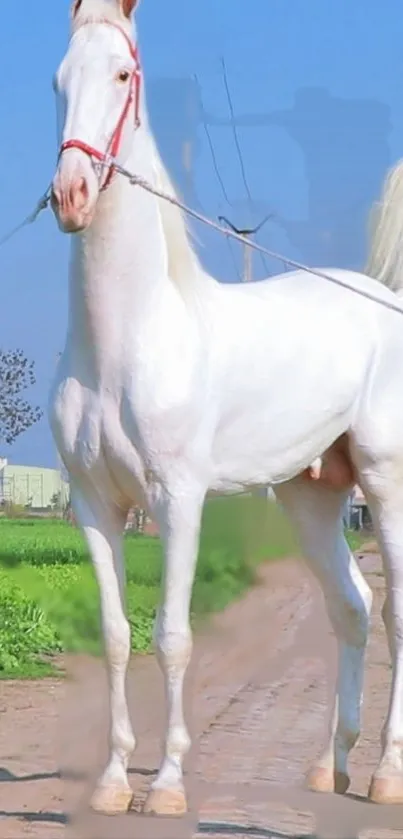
left=120, top=0, right=140, bottom=18
left=70, top=0, right=140, bottom=21
left=71, top=0, right=83, bottom=18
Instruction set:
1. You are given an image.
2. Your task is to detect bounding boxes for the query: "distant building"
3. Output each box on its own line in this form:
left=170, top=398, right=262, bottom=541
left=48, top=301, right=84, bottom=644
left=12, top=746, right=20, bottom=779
left=0, top=464, right=69, bottom=511
left=345, top=485, right=371, bottom=530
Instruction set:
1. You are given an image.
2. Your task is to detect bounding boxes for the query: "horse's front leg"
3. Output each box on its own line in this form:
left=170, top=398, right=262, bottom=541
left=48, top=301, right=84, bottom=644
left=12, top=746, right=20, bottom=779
left=70, top=482, right=135, bottom=815
left=143, top=480, right=205, bottom=816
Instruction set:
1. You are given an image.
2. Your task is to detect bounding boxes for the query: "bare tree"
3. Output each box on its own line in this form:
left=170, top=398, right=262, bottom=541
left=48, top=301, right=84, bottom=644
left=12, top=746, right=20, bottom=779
left=0, top=349, right=42, bottom=445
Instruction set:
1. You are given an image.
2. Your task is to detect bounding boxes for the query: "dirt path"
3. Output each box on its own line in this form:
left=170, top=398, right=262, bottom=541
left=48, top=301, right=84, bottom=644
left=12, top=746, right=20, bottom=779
left=0, top=552, right=401, bottom=838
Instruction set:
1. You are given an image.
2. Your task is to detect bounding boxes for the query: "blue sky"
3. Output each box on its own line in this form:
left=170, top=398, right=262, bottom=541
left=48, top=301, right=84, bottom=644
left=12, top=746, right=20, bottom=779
left=1, top=0, right=402, bottom=467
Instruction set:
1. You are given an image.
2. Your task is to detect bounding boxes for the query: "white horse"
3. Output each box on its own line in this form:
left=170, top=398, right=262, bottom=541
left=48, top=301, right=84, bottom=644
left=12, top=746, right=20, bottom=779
left=49, top=0, right=403, bottom=816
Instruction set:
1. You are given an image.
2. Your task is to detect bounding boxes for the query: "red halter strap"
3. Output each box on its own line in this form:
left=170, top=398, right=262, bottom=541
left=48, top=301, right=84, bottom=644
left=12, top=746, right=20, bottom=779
left=59, top=20, right=142, bottom=191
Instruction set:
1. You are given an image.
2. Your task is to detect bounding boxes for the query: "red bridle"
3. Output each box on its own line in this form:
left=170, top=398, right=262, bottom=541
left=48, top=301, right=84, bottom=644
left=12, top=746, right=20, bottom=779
left=58, top=19, right=142, bottom=192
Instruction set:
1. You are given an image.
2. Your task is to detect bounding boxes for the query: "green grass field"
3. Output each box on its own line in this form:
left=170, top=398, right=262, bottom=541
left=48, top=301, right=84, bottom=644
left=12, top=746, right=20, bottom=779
left=0, top=496, right=368, bottom=679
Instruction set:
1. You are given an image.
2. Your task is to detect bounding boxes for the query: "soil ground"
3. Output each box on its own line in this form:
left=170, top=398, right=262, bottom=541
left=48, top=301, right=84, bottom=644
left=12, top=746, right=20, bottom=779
left=1, top=550, right=402, bottom=838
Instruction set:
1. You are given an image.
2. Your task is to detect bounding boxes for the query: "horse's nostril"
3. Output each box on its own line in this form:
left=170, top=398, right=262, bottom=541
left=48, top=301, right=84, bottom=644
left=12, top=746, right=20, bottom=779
left=51, top=186, right=62, bottom=208
left=69, top=178, right=89, bottom=210
left=78, top=177, right=88, bottom=200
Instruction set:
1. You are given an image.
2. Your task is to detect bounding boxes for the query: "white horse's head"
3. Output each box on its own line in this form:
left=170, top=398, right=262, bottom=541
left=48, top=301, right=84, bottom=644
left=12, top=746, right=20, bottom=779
left=51, top=0, right=141, bottom=233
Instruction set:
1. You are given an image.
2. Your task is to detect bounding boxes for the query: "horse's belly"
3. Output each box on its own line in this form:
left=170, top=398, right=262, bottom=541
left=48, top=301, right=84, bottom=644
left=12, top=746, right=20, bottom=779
left=209, top=356, right=363, bottom=491
left=210, top=409, right=354, bottom=492
left=209, top=290, right=375, bottom=491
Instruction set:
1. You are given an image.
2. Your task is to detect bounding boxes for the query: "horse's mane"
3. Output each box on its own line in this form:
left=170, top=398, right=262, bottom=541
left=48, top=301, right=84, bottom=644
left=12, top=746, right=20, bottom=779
left=365, top=160, right=403, bottom=297
left=149, top=138, right=204, bottom=289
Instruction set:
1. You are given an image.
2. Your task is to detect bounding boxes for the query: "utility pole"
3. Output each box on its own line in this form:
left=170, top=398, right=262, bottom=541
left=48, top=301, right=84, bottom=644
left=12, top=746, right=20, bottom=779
left=183, top=139, right=192, bottom=177
left=218, top=214, right=274, bottom=281
left=218, top=215, right=275, bottom=502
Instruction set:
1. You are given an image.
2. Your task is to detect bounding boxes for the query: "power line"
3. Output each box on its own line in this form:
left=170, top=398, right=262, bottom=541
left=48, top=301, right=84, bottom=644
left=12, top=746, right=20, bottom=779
left=220, top=56, right=271, bottom=277
left=194, top=73, right=242, bottom=282
left=220, top=57, right=253, bottom=205
left=194, top=74, right=231, bottom=205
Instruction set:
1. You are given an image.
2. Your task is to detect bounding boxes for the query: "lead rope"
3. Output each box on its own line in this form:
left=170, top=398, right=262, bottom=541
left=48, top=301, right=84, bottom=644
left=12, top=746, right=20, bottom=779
left=0, top=186, right=52, bottom=248
left=1, top=168, right=403, bottom=319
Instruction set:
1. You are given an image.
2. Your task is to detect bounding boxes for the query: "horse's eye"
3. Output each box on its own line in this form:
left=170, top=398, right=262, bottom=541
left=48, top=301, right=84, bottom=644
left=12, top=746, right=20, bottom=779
left=116, top=70, right=131, bottom=84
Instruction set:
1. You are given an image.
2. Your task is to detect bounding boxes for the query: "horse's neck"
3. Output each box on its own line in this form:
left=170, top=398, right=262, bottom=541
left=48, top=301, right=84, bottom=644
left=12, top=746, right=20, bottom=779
left=67, top=128, right=172, bottom=363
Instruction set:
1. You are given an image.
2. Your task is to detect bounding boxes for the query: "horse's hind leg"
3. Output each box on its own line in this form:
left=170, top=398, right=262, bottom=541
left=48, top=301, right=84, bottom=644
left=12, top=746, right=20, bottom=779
left=275, top=478, right=372, bottom=794
left=352, top=456, right=403, bottom=804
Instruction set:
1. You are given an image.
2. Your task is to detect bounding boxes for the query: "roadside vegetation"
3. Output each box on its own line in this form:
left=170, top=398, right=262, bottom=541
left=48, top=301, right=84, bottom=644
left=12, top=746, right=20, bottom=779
left=0, top=496, right=369, bottom=678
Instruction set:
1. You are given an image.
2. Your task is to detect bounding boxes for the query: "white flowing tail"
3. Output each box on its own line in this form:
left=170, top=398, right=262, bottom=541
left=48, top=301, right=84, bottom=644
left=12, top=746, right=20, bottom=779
left=366, top=159, right=403, bottom=296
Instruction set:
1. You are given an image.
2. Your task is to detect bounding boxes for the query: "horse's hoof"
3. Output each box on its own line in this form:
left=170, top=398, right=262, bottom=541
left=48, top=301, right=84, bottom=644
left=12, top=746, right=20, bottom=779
left=306, top=766, right=350, bottom=795
left=90, top=783, right=134, bottom=815
left=368, top=774, right=403, bottom=804
left=143, top=786, right=187, bottom=816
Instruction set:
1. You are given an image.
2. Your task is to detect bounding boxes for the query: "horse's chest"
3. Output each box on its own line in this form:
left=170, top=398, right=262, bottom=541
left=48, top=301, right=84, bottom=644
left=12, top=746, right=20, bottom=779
left=51, top=380, right=145, bottom=488
left=53, top=374, right=199, bottom=499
